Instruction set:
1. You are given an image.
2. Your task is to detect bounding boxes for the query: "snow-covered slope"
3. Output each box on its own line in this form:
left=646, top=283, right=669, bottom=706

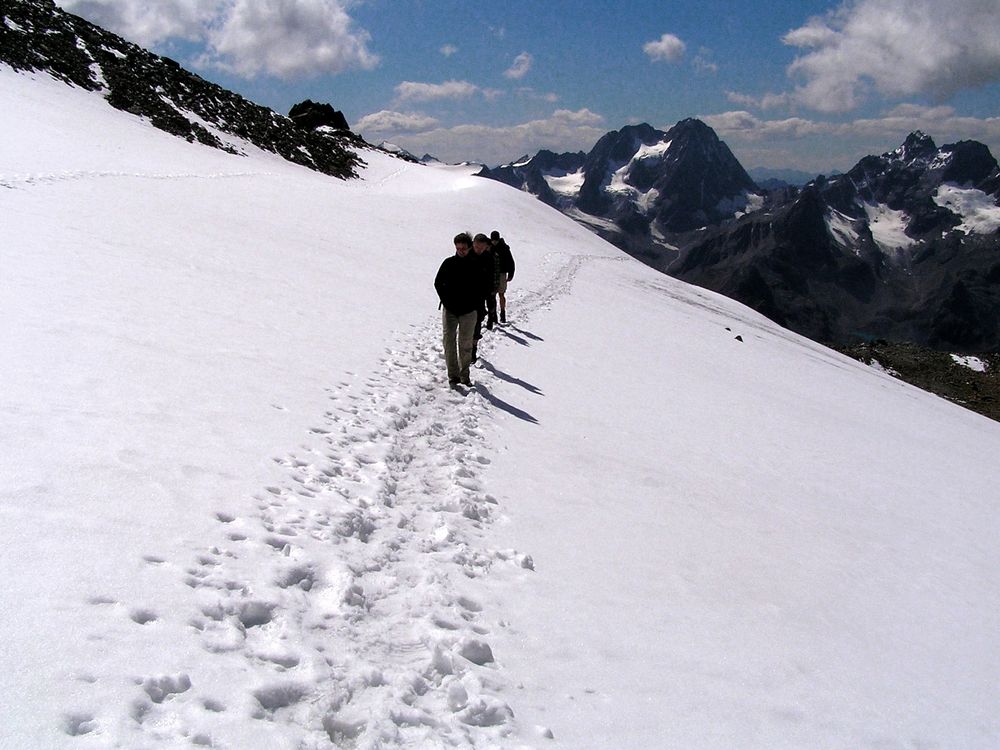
left=4, top=66, right=1000, bottom=750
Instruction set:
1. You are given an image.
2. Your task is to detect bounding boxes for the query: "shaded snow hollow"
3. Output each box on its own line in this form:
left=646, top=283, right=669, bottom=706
left=3, top=66, right=1000, bottom=749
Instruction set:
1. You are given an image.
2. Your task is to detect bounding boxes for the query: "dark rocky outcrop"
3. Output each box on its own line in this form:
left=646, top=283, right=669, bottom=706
left=288, top=100, right=350, bottom=132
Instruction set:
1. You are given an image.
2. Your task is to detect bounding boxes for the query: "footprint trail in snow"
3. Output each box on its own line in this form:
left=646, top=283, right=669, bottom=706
left=70, top=251, right=608, bottom=747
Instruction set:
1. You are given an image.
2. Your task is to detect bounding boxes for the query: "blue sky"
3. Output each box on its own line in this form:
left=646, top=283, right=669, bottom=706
left=60, top=0, right=1000, bottom=172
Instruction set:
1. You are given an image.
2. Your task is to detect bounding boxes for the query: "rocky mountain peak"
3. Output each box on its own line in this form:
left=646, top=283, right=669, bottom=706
left=893, top=131, right=938, bottom=162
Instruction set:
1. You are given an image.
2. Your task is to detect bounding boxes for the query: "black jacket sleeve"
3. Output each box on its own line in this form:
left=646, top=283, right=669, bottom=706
left=501, top=243, right=515, bottom=280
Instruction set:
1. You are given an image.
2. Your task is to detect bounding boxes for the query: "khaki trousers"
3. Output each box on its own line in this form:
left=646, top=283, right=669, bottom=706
left=442, top=309, right=477, bottom=381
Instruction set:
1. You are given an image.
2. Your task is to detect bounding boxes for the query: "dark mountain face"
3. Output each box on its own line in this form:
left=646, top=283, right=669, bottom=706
left=481, top=119, right=759, bottom=243
left=1, top=0, right=363, bottom=179
left=675, top=133, right=1000, bottom=351
left=483, top=123, right=1000, bottom=352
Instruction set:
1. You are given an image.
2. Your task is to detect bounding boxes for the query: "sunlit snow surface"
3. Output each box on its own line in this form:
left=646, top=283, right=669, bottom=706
left=541, top=168, right=584, bottom=198
left=826, top=207, right=862, bottom=250
left=934, top=184, right=1000, bottom=234
left=3, top=66, right=1000, bottom=749
left=863, top=201, right=917, bottom=254
left=952, top=354, right=989, bottom=372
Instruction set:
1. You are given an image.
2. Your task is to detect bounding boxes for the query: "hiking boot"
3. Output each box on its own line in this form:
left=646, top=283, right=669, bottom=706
left=461, top=376, right=472, bottom=387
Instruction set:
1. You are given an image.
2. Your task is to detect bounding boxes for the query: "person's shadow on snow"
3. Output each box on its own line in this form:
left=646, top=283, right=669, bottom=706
left=508, top=325, right=543, bottom=342
left=479, top=360, right=543, bottom=395
left=473, top=383, right=538, bottom=424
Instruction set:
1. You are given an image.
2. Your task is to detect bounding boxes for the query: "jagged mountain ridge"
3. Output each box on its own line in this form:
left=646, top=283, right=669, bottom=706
left=1, top=0, right=363, bottom=179
left=675, top=132, right=1000, bottom=350
left=482, top=122, right=1000, bottom=352
left=482, top=120, right=760, bottom=251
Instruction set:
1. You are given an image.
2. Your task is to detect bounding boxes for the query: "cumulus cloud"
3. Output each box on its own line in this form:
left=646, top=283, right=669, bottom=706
left=783, top=0, right=1000, bottom=112
left=440, top=44, right=458, bottom=57
left=61, top=0, right=224, bottom=44
left=379, top=108, right=607, bottom=166
left=354, top=110, right=439, bottom=133
left=395, top=80, right=480, bottom=103
left=62, top=0, right=379, bottom=79
left=504, top=52, right=534, bottom=80
left=643, top=33, right=686, bottom=63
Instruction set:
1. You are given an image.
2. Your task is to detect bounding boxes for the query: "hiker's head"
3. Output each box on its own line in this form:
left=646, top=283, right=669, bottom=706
left=490, top=230, right=501, bottom=243
left=454, top=232, right=472, bottom=256
left=473, top=233, right=490, bottom=254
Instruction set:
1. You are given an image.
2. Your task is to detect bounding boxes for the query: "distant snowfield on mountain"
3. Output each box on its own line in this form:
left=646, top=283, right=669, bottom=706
left=862, top=201, right=917, bottom=255
left=934, top=184, right=1000, bottom=234
left=4, top=64, right=1000, bottom=750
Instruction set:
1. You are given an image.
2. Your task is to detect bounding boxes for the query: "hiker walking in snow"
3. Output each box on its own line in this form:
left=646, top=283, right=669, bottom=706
left=490, top=230, right=515, bottom=324
left=470, top=233, right=498, bottom=362
left=435, top=233, right=485, bottom=387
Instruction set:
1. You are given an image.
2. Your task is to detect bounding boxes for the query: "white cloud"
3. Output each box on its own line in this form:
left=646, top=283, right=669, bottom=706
left=382, top=108, right=607, bottom=166
left=61, top=0, right=224, bottom=44
left=784, top=0, right=1000, bottom=112
left=725, top=90, right=793, bottom=110
left=692, top=48, right=718, bottom=74
left=702, top=106, right=1000, bottom=153
left=848, top=104, right=1000, bottom=142
left=62, top=0, right=379, bottom=80
left=354, top=110, right=439, bottom=133
left=643, top=33, right=686, bottom=63
left=517, top=88, right=559, bottom=103
left=504, top=52, right=533, bottom=80
left=440, top=44, right=458, bottom=57
left=394, top=80, right=480, bottom=103
left=549, top=108, right=604, bottom=126
left=701, top=111, right=833, bottom=139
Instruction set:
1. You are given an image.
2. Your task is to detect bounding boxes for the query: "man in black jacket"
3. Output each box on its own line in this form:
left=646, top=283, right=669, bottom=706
left=490, top=231, right=515, bottom=324
left=435, top=233, right=486, bottom=387
left=471, top=233, right=498, bottom=339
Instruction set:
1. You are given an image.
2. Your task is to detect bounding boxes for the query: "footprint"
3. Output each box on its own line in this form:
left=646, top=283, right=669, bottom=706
left=62, top=712, right=97, bottom=736
left=237, top=601, right=274, bottom=628
left=202, top=698, right=226, bottom=712
left=142, top=673, right=192, bottom=703
left=129, top=608, right=158, bottom=625
left=252, top=682, right=308, bottom=712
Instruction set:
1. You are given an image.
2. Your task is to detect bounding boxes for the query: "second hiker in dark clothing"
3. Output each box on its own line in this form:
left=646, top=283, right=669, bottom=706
left=490, top=230, right=515, bottom=324
left=435, top=232, right=488, bottom=386
left=471, top=234, right=498, bottom=357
